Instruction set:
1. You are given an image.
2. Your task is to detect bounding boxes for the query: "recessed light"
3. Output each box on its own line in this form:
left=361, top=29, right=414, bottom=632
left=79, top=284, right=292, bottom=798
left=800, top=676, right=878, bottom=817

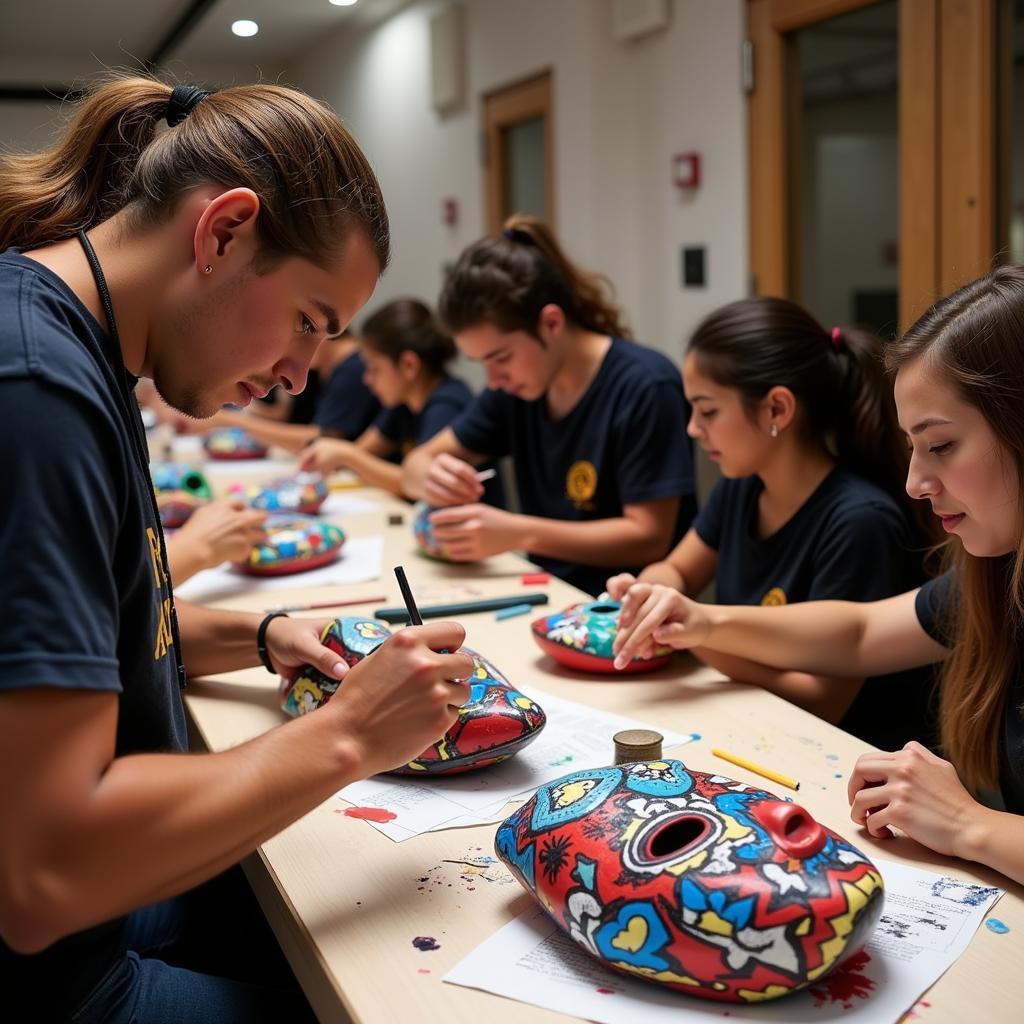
left=231, top=20, right=259, bottom=37
left=329, top=0, right=359, bottom=7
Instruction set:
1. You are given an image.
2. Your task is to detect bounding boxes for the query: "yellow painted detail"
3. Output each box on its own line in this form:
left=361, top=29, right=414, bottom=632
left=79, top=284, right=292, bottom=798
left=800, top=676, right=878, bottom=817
left=698, top=911, right=734, bottom=937
left=611, top=916, right=649, bottom=953
left=738, top=983, right=793, bottom=1003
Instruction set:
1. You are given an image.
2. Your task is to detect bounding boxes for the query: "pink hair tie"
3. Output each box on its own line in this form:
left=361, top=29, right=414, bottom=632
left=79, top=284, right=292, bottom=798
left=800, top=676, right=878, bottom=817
left=831, top=326, right=842, bottom=353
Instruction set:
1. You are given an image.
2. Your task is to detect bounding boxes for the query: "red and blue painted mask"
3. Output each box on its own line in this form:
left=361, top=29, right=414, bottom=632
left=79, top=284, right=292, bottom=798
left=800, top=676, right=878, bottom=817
left=495, top=759, right=884, bottom=1003
left=203, top=426, right=268, bottom=460
left=280, top=616, right=546, bottom=774
left=532, top=600, right=673, bottom=674
left=236, top=512, right=344, bottom=576
left=229, top=472, right=328, bottom=514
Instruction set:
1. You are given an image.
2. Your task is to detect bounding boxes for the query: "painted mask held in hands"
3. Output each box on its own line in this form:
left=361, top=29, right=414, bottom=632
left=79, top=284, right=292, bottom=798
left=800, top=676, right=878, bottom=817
left=532, top=600, right=673, bottom=674
left=279, top=617, right=546, bottom=773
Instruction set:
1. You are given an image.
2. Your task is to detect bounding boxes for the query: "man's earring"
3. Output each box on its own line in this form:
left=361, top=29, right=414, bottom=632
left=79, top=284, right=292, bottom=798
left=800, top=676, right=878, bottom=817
left=203, top=264, right=213, bottom=275
left=770, top=423, right=779, bottom=439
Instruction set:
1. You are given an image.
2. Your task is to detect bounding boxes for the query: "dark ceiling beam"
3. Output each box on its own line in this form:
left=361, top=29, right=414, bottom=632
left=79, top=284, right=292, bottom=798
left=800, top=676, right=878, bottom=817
left=145, top=0, right=220, bottom=70
left=0, top=0, right=218, bottom=101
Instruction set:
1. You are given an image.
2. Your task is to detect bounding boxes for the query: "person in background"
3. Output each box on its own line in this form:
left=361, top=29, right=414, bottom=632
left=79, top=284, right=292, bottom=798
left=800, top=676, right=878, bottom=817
left=300, top=298, right=501, bottom=502
left=401, top=213, right=696, bottom=595
left=609, top=266, right=1024, bottom=886
left=607, top=297, right=938, bottom=750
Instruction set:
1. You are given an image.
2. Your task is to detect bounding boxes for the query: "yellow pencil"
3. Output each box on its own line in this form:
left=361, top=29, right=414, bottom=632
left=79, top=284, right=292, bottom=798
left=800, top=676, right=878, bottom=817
left=711, top=747, right=800, bottom=791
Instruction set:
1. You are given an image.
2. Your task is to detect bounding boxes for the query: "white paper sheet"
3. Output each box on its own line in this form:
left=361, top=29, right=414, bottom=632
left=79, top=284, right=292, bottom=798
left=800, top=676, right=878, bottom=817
left=337, top=690, right=698, bottom=841
left=444, top=859, right=1003, bottom=1023
left=199, top=456, right=298, bottom=480
left=173, top=535, right=383, bottom=602
left=319, top=492, right=381, bottom=517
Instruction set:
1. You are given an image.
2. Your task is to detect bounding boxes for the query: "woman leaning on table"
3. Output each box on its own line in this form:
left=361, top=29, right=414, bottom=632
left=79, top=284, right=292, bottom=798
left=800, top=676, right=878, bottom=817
left=612, top=265, right=1024, bottom=886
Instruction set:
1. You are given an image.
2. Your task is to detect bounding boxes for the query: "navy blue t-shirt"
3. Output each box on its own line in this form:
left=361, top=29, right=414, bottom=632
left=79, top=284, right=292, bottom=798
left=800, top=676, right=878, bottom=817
left=916, top=572, right=1024, bottom=814
left=0, top=249, right=185, bottom=1015
left=694, top=469, right=935, bottom=749
left=313, top=350, right=381, bottom=438
left=375, top=374, right=472, bottom=454
left=450, top=337, right=696, bottom=595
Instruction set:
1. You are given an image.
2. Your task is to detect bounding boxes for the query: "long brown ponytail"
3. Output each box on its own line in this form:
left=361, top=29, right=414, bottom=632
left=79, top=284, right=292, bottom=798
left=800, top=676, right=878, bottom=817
left=0, top=74, right=389, bottom=273
left=438, top=213, right=629, bottom=339
left=886, top=266, right=1024, bottom=790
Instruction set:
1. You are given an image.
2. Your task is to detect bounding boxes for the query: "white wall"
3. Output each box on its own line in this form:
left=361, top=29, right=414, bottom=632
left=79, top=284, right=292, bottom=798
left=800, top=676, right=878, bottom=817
left=292, top=0, right=748, bottom=365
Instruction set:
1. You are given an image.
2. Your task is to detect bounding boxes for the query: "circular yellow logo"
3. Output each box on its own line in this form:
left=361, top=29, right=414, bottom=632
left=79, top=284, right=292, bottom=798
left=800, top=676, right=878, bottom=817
left=761, top=587, right=787, bottom=607
left=566, top=460, right=598, bottom=503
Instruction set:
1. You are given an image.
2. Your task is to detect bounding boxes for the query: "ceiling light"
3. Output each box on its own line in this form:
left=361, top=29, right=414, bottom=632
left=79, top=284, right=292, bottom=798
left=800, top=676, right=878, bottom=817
left=231, top=20, right=259, bottom=37
left=329, top=1, right=359, bottom=7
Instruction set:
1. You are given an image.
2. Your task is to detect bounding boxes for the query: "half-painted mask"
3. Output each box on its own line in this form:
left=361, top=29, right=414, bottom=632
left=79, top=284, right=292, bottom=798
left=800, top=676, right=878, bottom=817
left=495, top=759, right=884, bottom=1003
left=203, top=426, right=268, bottom=460
left=229, top=472, right=328, bottom=514
left=531, top=600, right=673, bottom=674
left=236, top=512, right=344, bottom=576
left=279, top=617, right=546, bottom=774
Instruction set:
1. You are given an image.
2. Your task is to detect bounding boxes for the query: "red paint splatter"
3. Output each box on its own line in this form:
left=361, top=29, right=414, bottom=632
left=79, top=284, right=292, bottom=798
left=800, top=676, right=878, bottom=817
left=921, top=1003, right=931, bottom=1009
left=809, top=950, right=875, bottom=1008
left=596, top=988, right=615, bottom=995
left=343, top=806, right=397, bottom=822
left=417, top=968, right=431, bottom=974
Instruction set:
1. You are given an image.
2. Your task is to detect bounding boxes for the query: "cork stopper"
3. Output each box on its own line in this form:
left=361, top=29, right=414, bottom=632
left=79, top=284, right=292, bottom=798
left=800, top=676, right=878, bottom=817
left=613, top=728, right=664, bottom=765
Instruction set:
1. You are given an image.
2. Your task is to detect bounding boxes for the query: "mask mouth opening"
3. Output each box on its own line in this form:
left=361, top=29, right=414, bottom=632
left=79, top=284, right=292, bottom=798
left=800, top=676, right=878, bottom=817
left=645, top=814, right=712, bottom=859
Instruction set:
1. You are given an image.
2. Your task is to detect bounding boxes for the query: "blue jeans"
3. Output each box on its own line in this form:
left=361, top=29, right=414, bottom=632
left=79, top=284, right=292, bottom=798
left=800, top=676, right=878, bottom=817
left=68, top=869, right=315, bottom=1024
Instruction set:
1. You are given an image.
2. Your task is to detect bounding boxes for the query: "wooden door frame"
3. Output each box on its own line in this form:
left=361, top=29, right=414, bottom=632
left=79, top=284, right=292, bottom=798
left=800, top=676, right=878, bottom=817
left=747, top=0, right=995, bottom=330
left=482, top=71, right=554, bottom=234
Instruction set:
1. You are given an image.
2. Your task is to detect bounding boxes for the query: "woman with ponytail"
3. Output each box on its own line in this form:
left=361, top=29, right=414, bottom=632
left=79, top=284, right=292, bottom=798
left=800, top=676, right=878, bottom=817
left=607, top=267, right=1024, bottom=885
left=401, top=214, right=697, bottom=596
left=608, top=296, right=939, bottom=750
left=0, top=76, right=477, bottom=1021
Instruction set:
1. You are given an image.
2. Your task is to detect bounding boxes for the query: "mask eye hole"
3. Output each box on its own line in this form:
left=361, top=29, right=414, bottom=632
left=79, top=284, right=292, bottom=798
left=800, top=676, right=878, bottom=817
left=645, top=815, right=711, bottom=858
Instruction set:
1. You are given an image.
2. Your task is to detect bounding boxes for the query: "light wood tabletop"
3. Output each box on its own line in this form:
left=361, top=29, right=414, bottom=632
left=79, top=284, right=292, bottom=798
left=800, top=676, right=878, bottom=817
left=175, top=456, right=1024, bottom=1024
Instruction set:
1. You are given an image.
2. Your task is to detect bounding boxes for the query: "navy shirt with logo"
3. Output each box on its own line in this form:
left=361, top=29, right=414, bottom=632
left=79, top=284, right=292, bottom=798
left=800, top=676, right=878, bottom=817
left=450, top=337, right=696, bottom=595
left=0, top=249, right=185, bottom=1016
left=694, top=469, right=936, bottom=750
left=313, top=350, right=381, bottom=439
left=916, top=572, right=1024, bottom=814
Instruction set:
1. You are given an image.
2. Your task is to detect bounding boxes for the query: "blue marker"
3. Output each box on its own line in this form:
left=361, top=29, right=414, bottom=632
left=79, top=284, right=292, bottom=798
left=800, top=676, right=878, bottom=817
left=495, top=602, right=534, bottom=621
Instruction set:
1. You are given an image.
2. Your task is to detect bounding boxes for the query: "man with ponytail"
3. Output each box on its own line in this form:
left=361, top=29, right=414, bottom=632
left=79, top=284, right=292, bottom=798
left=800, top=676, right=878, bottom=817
left=608, top=296, right=938, bottom=750
left=0, top=77, right=474, bottom=1022
left=608, top=268, right=1024, bottom=887
left=401, top=214, right=696, bottom=596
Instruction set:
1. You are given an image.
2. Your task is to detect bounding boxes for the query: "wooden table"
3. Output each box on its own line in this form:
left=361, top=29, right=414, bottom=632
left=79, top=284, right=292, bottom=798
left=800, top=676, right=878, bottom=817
left=178, top=463, right=1023, bottom=1024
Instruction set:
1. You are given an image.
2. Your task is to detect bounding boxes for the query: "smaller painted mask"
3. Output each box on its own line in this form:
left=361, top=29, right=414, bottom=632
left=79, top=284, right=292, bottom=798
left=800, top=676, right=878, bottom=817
left=495, top=759, right=884, bottom=1003
left=279, top=617, right=546, bottom=773
left=150, top=462, right=213, bottom=528
left=412, top=501, right=453, bottom=561
left=203, top=426, right=268, bottom=460
left=236, top=512, right=344, bottom=576
left=229, top=472, right=328, bottom=514
left=532, top=600, right=673, bottom=674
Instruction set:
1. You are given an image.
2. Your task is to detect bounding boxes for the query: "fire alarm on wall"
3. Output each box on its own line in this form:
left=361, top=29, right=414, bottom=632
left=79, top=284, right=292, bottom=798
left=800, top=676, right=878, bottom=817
left=672, top=152, right=701, bottom=190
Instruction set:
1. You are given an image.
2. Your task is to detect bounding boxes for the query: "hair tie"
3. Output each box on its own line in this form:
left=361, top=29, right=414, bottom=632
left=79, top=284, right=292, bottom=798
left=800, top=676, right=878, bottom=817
left=830, top=326, right=842, bottom=353
left=166, top=84, right=209, bottom=127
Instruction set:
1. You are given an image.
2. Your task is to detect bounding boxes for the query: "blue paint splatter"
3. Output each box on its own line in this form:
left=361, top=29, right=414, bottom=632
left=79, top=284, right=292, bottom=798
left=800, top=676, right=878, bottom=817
left=690, top=733, right=702, bottom=742
left=986, top=918, right=1010, bottom=934
left=834, top=772, right=843, bottom=779
left=931, top=877, right=1000, bottom=907
left=412, top=935, right=441, bottom=951
left=826, top=753, right=840, bottom=762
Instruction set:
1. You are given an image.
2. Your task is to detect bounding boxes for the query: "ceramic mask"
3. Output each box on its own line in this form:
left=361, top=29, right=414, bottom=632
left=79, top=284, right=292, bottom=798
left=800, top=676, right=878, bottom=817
left=412, top=501, right=453, bottom=561
left=150, top=462, right=213, bottom=528
left=229, top=472, right=328, bottom=514
left=280, top=618, right=546, bottom=773
left=531, top=600, right=673, bottom=674
left=495, top=759, right=884, bottom=1003
left=236, top=512, right=344, bottom=576
left=203, top=426, right=268, bottom=460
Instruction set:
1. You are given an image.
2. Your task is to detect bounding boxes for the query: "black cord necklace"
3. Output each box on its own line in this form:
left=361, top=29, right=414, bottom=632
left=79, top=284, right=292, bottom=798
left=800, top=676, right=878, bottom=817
left=76, top=229, right=187, bottom=690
